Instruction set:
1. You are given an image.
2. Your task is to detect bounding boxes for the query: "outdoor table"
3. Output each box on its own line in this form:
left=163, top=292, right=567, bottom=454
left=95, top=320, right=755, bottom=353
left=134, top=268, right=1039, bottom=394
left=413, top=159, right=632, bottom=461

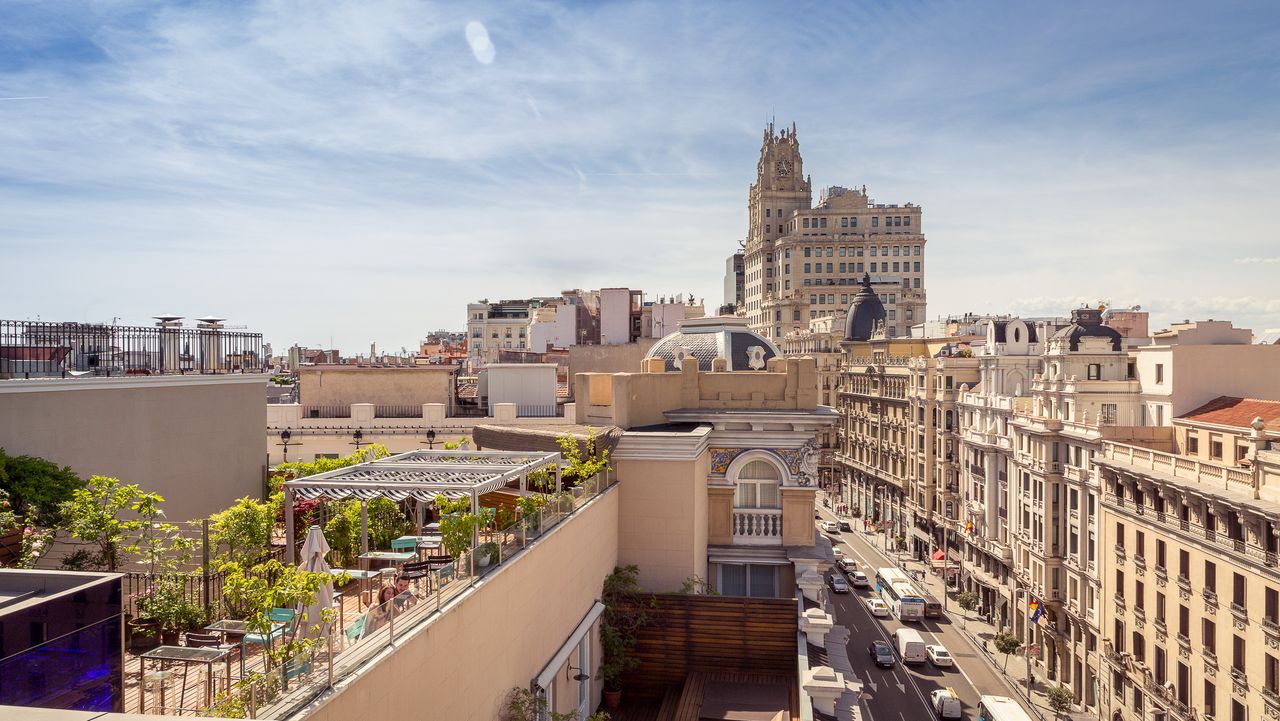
left=358, top=550, right=415, bottom=572
left=390, top=534, right=444, bottom=555
left=205, top=619, right=285, bottom=678
left=139, top=645, right=230, bottom=713
left=332, top=568, right=382, bottom=608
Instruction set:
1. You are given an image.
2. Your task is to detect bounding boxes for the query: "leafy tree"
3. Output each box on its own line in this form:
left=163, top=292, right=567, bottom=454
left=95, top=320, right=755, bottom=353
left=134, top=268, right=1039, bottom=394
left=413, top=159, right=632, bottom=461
left=956, top=591, right=979, bottom=628
left=268, top=444, right=392, bottom=495
left=210, top=497, right=274, bottom=561
left=1046, top=685, right=1075, bottom=719
left=993, top=632, right=1023, bottom=671
left=557, top=429, right=610, bottom=485
left=0, top=448, right=83, bottom=524
left=59, top=475, right=166, bottom=571
left=366, top=497, right=410, bottom=549
left=324, top=502, right=360, bottom=567
left=435, top=494, right=493, bottom=560
left=600, top=565, right=653, bottom=692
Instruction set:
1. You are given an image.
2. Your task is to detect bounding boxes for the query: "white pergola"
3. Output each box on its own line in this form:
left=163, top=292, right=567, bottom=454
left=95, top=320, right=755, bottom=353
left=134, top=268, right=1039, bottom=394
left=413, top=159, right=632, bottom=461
left=282, top=449, right=562, bottom=564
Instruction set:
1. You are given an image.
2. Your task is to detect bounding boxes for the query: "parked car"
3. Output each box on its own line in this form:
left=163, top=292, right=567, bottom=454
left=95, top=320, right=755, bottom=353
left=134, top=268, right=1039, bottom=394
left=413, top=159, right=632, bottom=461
left=837, top=557, right=858, bottom=574
left=839, top=519, right=853, bottom=531
left=849, top=570, right=870, bottom=588
left=926, top=644, right=954, bottom=668
left=832, top=546, right=844, bottom=560
left=821, top=520, right=840, bottom=534
left=868, top=640, right=895, bottom=668
left=930, top=689, right=962, bottom=720
left=866, top=598, right=890, bottom=617
left=828, top=575, right=850, bottom=594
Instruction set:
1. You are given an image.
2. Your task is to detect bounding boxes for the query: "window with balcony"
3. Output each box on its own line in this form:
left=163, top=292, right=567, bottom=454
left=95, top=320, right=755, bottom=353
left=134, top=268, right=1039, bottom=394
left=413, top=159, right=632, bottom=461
left=1204, top=618, right=1216, bottom=653
left=734, top=460, right=780, bottom=508
left=1206, top=561, right=1217, bottom=593
left=1233, top=573, right=1246, bottom=610
left=1233, top=635, right=1245, bottom=674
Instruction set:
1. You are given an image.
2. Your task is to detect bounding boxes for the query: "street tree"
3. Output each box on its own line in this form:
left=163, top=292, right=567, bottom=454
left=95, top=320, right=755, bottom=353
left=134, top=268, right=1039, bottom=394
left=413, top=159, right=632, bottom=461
left=1046, top=685, right=1075, bottom=719
left=993, top=632, right=1022, bottom=671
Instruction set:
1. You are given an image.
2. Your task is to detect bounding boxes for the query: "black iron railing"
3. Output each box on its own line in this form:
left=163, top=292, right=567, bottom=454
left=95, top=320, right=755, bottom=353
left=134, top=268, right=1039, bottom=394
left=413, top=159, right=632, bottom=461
left=0, top=318, right=263, bottom=378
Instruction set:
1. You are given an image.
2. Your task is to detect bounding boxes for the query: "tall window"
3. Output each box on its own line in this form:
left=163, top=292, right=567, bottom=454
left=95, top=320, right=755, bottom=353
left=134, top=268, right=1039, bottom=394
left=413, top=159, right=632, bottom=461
left=734, top=460, right=781, bottom=508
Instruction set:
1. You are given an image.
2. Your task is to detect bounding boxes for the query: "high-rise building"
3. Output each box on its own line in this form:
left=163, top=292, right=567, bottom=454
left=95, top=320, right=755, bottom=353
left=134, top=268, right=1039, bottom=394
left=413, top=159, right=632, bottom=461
left=740, top=122, right=927, bottom=342
left=724, top=249, right=744, bottom=313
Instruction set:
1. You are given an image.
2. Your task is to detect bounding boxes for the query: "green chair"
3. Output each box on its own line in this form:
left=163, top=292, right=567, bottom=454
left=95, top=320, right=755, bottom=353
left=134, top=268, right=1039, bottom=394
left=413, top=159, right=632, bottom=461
left=344, top=615, right=367, bottom=645
left=240, top=608, right=297, bottom=676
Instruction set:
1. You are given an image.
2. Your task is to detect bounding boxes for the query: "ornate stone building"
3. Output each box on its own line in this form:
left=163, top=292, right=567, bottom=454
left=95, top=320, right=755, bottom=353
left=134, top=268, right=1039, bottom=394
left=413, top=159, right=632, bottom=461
left=740, top=122, right=927, bottom=343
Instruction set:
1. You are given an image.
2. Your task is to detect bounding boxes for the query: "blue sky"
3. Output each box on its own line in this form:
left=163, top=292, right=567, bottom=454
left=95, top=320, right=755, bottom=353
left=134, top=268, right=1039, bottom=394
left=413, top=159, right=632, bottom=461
left=2, top=0, right=1278, bottom=352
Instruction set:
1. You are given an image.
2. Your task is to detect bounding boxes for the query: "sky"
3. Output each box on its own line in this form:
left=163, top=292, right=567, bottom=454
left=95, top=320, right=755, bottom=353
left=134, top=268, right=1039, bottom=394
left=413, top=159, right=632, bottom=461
left=2, top=0, right=1278, bottom=353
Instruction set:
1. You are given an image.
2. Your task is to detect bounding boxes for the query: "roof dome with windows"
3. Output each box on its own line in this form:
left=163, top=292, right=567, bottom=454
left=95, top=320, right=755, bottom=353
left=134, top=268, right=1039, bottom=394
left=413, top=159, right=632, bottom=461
left=644, top=317, right=780, bottom=372
left=843, top=273, right=887, bottom=342
left=1051, top=307, right=1122, bottom=351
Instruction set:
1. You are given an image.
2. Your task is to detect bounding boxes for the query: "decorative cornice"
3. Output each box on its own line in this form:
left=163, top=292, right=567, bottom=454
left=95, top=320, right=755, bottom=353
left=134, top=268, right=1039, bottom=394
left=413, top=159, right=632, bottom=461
left=613, top=425, right=712, bottom=461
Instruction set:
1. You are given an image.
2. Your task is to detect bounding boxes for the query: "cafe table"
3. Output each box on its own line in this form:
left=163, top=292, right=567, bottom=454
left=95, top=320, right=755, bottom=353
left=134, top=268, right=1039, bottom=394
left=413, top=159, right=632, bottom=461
left=358, top=550, right=415, bottom=572
left=390, top=534, right=444, bottom=554
left=139, top=644, right=230, bottom=713
left=332, top=568, right=382, bottom=608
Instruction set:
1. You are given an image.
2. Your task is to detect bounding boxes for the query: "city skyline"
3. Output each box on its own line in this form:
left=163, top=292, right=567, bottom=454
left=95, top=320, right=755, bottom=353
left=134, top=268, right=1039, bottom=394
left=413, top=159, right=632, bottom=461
left=2, top=1, right=1278, bottom=351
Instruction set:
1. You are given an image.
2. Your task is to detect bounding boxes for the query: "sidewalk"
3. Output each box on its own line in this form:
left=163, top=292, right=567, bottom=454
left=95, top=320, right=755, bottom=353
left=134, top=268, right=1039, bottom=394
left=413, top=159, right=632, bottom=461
left=844, top=523, right=1059, bottom=721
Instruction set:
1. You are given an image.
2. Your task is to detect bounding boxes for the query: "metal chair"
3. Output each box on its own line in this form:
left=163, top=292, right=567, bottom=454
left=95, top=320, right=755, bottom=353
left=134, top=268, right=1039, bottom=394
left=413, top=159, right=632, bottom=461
left=185, top=632, right=236, bottom=697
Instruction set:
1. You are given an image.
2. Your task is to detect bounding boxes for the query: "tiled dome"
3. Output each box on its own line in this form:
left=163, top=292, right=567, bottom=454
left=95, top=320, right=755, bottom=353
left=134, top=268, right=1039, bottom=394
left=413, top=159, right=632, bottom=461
left=645, top=317, right=780, bottom=371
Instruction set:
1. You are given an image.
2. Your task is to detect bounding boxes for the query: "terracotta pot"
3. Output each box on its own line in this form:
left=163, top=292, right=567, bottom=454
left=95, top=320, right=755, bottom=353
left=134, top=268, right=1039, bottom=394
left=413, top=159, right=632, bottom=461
left=160, top=628, right=180, bottom=646
left=128, top=618, right=161, bottom=652
left=603, top=689, right=621, bottom=709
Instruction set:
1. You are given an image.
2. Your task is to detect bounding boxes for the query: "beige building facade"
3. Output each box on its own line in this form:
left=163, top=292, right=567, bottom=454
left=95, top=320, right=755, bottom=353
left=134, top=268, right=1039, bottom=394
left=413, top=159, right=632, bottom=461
left=741, top=122, right=927, bottom=343
left=0, top=375, right=265, bottom=520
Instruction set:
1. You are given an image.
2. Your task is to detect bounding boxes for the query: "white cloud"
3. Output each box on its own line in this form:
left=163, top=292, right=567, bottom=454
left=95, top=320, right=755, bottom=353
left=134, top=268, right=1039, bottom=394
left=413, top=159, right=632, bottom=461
left=465, top=21, right=495, bottom=65
left=1234, top=257, right=1280, bottom=264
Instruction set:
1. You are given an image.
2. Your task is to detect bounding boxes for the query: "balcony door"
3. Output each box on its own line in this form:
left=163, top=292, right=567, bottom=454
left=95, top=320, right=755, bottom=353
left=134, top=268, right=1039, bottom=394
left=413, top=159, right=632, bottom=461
left=734, top=460, right=782, bottom=508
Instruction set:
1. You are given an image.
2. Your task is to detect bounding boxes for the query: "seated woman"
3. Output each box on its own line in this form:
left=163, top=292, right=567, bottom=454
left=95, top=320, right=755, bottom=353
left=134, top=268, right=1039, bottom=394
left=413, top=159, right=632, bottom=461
left=362, top=584, right=398, bottom=636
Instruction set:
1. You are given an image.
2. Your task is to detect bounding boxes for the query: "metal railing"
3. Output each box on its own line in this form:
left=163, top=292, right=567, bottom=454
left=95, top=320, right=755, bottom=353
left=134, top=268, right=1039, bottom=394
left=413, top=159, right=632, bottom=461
left=238, top=473, right=616, bottom=719
left=373, top=405, right=422, bottom=419
left=0, top=318, right=263, bottom=378
left=301, top=405, right=352, bottom=419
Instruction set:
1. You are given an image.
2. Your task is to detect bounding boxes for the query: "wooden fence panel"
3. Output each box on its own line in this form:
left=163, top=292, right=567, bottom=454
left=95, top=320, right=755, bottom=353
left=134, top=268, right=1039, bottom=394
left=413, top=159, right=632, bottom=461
left=621, top=594, right=797, bottom=699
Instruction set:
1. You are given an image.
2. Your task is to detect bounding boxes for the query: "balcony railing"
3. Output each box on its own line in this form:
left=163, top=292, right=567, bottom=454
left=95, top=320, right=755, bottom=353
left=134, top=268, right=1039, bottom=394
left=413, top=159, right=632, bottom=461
left=732, top=508, right=783, bottom=546
left=0, top=317, right=264, bottom=378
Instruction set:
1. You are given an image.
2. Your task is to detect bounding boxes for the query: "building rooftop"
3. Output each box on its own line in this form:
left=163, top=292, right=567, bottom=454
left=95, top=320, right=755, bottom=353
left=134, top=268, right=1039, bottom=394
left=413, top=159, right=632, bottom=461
left=1179, top=396, right=1280, bottom=431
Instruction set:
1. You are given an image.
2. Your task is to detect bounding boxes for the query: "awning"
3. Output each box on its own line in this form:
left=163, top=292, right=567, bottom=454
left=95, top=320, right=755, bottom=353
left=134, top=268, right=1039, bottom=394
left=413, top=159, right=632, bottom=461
left=535, top=601, right=606, bottom=690
left=931, top=550, right=946, bottom=561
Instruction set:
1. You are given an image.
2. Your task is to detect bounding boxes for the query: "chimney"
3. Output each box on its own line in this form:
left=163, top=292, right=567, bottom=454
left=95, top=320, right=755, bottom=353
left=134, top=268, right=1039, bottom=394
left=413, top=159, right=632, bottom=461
left=154, top=315, right=184, bottom=373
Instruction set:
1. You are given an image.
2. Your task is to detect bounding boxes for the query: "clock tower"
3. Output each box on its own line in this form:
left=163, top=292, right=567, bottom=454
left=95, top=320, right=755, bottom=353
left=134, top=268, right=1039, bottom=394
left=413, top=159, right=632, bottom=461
left=742, top=122, right=813, bottom=333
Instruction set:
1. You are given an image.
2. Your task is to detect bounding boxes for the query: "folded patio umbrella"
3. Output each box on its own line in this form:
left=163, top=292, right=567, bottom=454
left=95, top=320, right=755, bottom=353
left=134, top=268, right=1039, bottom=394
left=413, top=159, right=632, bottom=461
left=297, top=525, right=335, bottom=640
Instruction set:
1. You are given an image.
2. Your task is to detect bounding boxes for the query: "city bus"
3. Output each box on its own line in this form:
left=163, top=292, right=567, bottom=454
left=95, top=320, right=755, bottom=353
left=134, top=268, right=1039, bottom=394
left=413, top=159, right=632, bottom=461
left=874, top=567, right=926, bottom=621
left=976, top=695, right=1034, bottom=721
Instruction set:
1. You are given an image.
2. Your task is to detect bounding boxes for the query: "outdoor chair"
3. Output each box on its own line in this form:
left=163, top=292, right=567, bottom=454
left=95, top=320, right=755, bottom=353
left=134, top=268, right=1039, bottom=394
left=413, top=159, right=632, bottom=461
left=241, top=608, right=296, bottom=674
left=423, top=553, right=452, bottom=569
left=184, top=632, right=237, bottom=697
left=400, top=560, right=432, bottom=594
left=344, top=615, right=367, bottom=646
left=142, top=668, right=176, bottom=713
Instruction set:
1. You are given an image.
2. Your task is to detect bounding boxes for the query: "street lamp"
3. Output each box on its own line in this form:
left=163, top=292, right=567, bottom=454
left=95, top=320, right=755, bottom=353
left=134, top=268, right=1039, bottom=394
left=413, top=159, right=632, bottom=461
left=277, top=429, right=295, bottom=463
left=1011, top=585, right=1036, bottom=697
left=352, top=429, right=364, bottom=450
left=425, top=428, right=437, bottom=450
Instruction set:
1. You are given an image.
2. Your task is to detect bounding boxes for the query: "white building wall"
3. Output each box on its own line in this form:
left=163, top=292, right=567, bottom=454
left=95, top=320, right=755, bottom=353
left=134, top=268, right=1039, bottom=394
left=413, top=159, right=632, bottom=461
left=599, top=288, right=632, bottom=345
left=485, top=364, right=558, bottom=413
left=530, top=304, right=578, bottom=352
left=648, top=303, right=686, bottom=339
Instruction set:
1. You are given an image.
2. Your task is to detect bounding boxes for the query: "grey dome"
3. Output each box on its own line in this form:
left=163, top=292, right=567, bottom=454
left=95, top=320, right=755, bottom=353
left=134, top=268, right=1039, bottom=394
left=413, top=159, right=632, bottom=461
left=1051, top=308, right=1122, bottom=351
left=844, top=274, right=886, bottom=342
left=645, top=317, right=779, bottom=371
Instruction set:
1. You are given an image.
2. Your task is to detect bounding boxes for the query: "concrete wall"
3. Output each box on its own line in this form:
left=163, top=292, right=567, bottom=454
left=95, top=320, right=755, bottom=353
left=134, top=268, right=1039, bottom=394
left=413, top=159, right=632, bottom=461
left=300, top=486, right=619, bottom=721
left=530, top=304, right=578, bottom=352
left=615, top=455, right=709, bottom=592
left=0, top=375, right=264, bottom=521
left=566, top=340, right=656, bottom=379
left=298, top=366, right=455, bottom=407
left=1135, top=344, right=1280, bottom=418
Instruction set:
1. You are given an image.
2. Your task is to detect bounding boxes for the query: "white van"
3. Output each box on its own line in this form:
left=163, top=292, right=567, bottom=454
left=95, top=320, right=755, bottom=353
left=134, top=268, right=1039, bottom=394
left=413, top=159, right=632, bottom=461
left=894, top=627, right=928, bottom=664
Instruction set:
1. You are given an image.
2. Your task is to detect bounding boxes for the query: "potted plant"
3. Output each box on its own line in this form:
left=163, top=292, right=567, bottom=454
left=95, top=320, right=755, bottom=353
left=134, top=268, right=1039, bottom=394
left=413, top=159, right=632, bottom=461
left=148, top=573, right=205, bottom=645
left=477, top=541, right=499, bottom=568
left=128, top=591, right=162, bottom=652
left=600, top=565, right=652, bottom=709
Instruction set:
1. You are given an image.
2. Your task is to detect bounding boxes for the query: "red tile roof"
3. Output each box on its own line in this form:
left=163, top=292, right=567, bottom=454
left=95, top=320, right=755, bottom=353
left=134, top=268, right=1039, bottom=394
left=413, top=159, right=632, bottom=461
left=1179, top=396, right=1280, bottom=431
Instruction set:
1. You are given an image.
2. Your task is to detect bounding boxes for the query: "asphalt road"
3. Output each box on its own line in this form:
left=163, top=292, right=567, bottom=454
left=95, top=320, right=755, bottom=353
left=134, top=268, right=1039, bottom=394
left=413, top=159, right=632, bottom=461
left=816, top=508, right=1016, bottom=721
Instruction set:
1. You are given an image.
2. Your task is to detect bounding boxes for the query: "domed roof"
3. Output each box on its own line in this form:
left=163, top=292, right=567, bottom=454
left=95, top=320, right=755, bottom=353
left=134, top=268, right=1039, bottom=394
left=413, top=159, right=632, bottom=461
left=645, top=317, right=779, bottom=372
left=844, top=274, right=887, bottom=342
left=1051, top=308, right=1122, bottom=351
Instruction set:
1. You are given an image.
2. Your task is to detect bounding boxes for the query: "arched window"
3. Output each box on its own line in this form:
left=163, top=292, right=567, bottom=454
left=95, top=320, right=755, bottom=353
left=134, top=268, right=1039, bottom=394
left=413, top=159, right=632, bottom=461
left=734, top=459, right=781, bottom=508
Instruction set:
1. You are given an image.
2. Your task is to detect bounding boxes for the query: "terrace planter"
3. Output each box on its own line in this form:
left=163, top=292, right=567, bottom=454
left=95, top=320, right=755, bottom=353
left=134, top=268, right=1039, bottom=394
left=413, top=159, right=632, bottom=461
left=128, top=618, right=161, bottom=652
left=603, top=689, right=621, bottom=709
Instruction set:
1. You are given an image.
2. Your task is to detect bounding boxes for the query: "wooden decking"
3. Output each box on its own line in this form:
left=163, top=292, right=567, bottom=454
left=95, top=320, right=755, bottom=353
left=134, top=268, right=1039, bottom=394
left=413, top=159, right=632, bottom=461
left=657, top=670, right=795, bottom=721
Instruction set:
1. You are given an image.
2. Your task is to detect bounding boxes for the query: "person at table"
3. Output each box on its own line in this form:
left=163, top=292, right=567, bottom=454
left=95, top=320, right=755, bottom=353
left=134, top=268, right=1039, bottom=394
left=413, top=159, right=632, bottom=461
left=363, top=585, right=398, bottom=635
left=393, top=574, right=418, bottom=612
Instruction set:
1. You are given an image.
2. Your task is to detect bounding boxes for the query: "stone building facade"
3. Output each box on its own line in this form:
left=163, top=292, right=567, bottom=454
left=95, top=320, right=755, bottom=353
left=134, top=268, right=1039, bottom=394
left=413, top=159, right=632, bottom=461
left=740, top=122, right=927, bottom=343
